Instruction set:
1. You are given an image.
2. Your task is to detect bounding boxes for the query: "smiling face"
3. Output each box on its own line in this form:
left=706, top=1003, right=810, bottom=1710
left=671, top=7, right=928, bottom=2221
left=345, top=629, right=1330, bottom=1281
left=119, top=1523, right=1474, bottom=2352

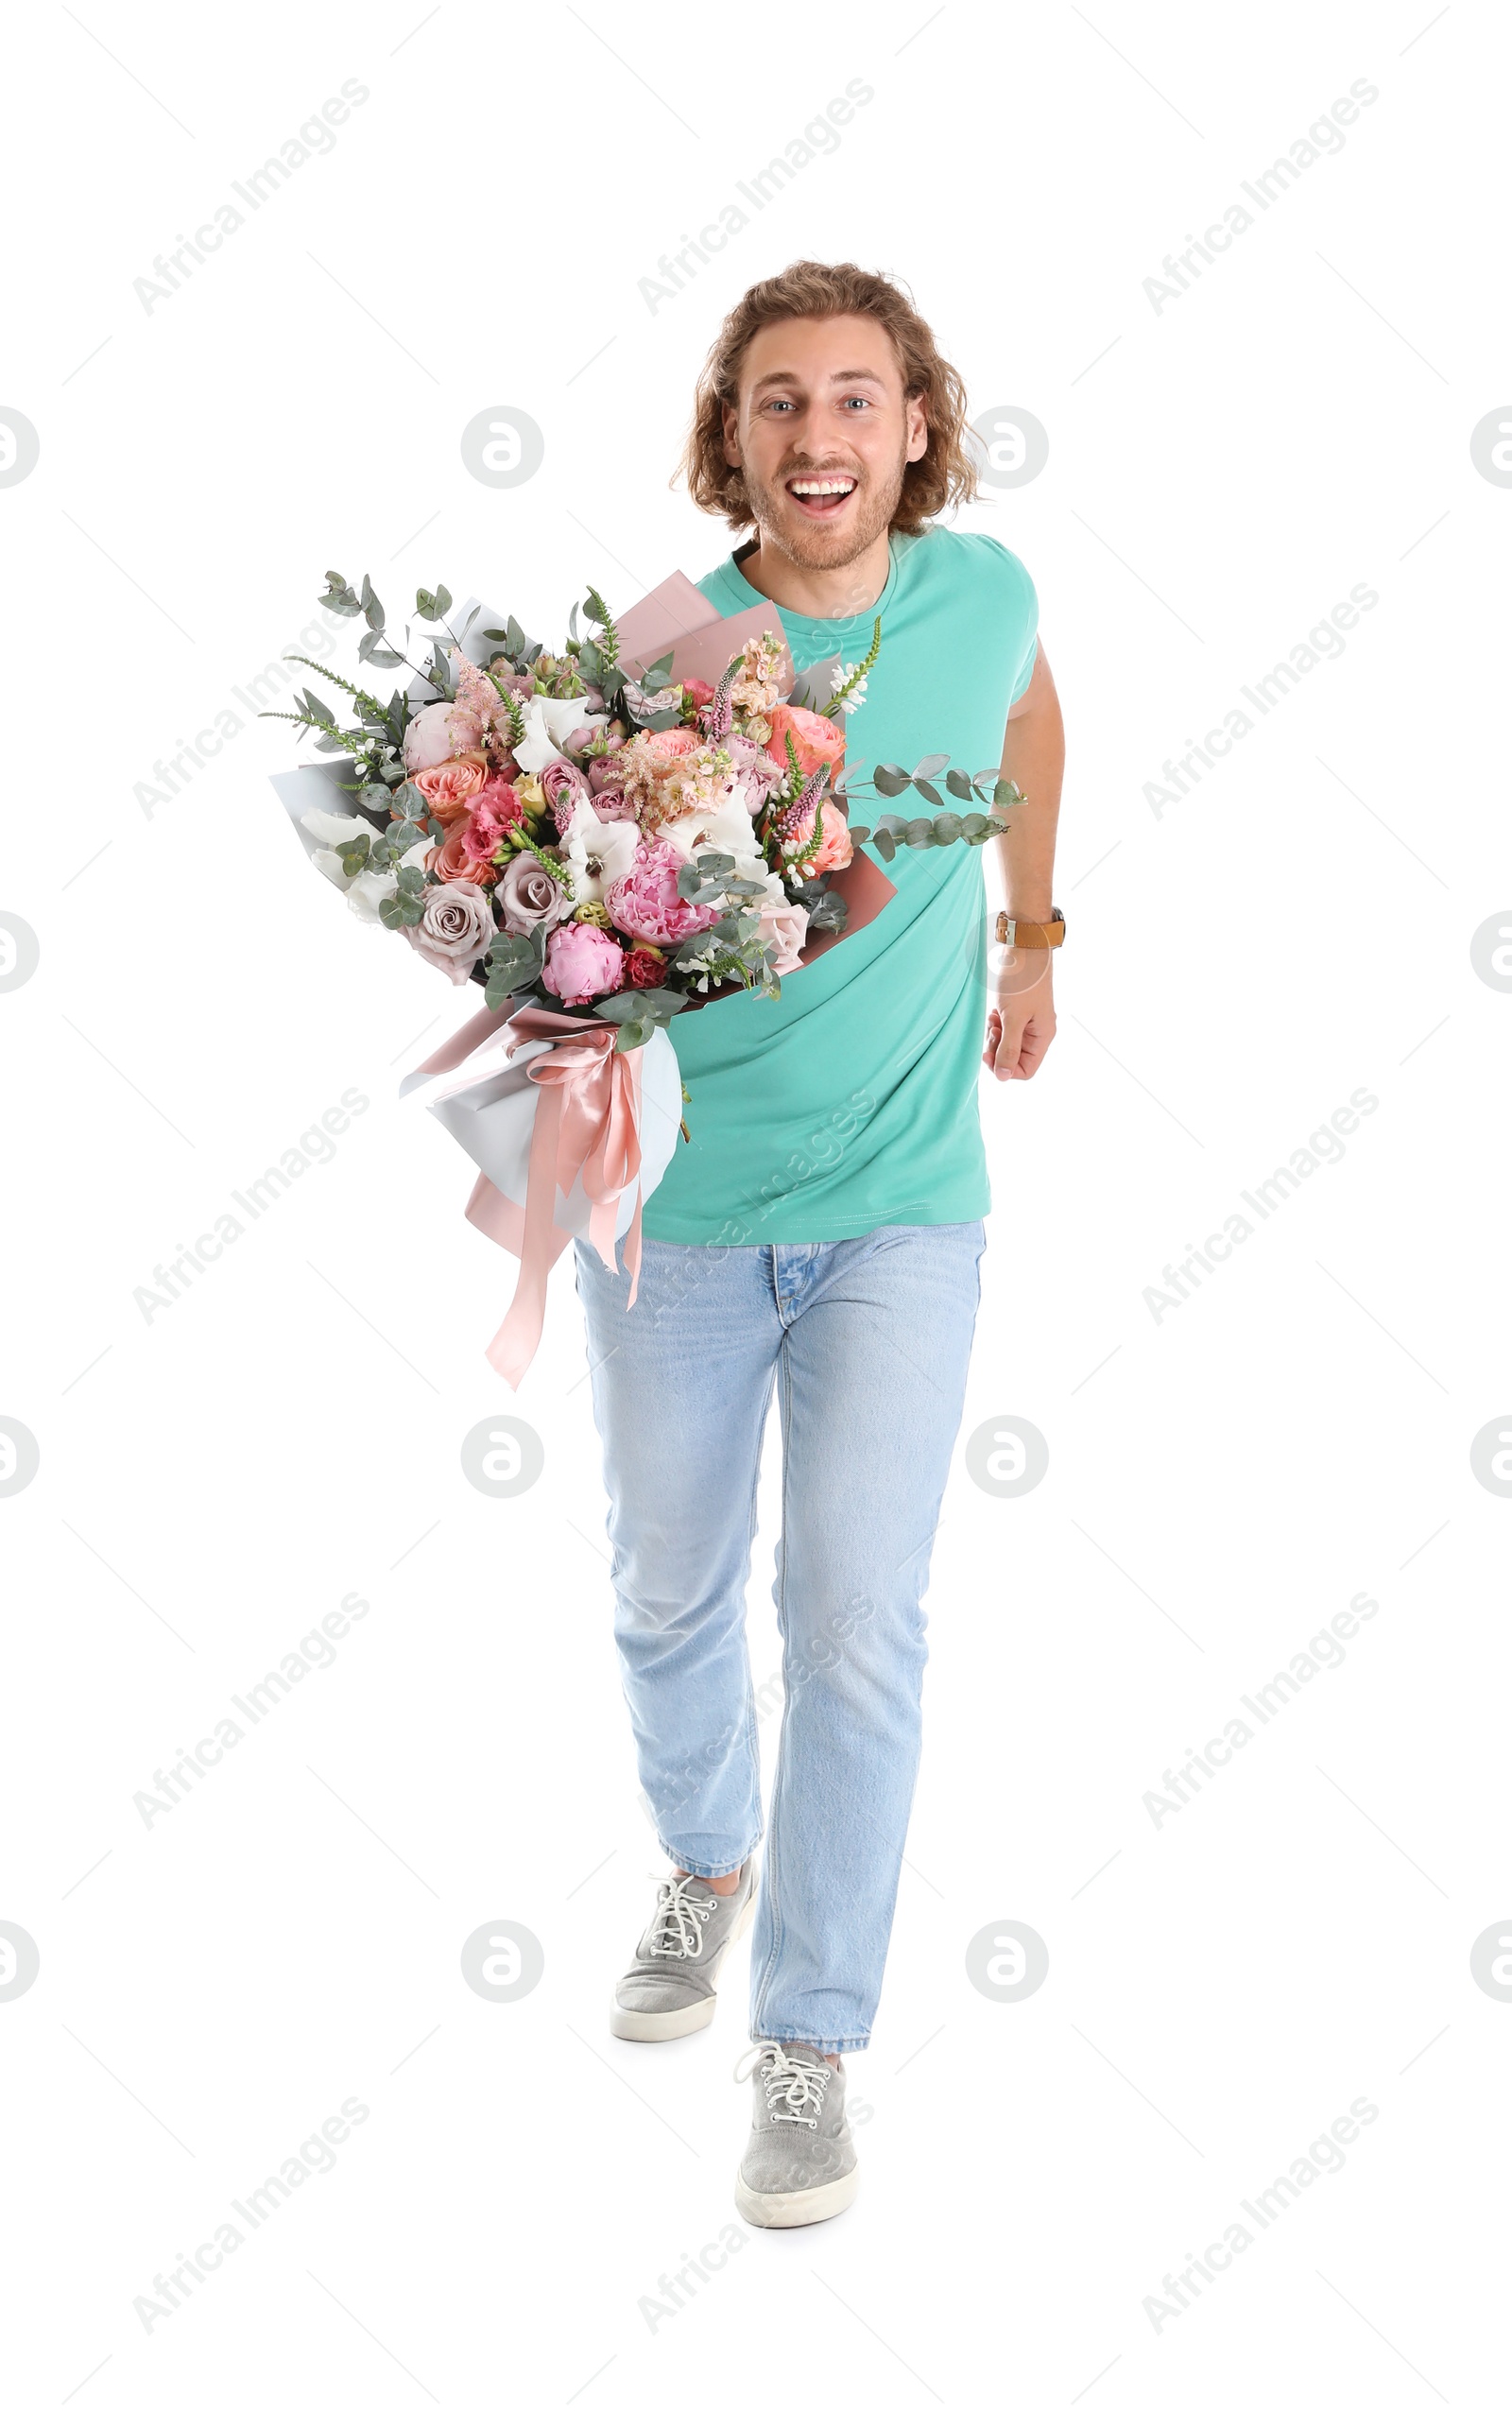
left=720, top=313, right=929, bottom=571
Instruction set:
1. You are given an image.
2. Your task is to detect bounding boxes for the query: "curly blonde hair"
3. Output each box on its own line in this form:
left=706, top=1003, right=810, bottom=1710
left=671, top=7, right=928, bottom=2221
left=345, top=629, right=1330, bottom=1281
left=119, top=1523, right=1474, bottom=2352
left=674, top=259, right=978, bottom=538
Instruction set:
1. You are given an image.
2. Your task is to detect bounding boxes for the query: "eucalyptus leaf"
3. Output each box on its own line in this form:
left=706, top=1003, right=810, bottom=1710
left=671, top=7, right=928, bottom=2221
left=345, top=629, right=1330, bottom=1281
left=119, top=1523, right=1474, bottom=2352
left=945, top=769, right=974, bottom=800
left=906, top=818, right=935, bottom=847
left=872, top=764, right=910, bottom=798
left=932, top=812, right=963, bottom=844
left=912, top=778, right=944, bottom=808
left=914, top=752, right=950, bottom=779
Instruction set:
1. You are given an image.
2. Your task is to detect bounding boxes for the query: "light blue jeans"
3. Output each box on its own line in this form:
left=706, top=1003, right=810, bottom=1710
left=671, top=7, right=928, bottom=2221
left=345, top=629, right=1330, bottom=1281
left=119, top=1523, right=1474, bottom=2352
left=574, top=1218, right=987, bottom=2056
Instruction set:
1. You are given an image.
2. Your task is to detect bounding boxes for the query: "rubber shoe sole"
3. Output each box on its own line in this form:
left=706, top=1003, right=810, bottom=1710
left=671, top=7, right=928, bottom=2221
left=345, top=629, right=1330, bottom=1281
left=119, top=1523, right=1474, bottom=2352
left=609, top=1887, right=757, bottom=2041
left=733, top=2165, right=860, bottom=2229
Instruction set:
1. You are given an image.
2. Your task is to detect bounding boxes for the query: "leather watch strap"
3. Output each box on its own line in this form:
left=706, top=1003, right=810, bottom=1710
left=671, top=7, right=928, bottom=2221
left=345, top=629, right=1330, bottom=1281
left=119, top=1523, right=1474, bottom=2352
left=994, top=909, right=1065, bottom=949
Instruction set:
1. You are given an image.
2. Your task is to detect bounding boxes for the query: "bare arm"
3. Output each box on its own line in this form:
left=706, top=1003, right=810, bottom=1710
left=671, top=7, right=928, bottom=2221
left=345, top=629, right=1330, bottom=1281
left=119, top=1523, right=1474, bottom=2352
left=982, top=641, right=1065, bottom=1081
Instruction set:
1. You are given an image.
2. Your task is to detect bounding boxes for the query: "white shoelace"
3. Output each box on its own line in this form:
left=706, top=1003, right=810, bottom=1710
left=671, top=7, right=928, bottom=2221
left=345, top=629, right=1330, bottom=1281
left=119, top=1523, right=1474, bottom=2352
left=646, top=1873, right=717, bottom=1960
left=734, top=2042, right=833, bottom=2129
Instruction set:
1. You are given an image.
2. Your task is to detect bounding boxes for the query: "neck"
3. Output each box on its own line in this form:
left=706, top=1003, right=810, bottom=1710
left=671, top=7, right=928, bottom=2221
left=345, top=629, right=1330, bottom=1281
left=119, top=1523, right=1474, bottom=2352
left=734, top=527, right=893, bottom=620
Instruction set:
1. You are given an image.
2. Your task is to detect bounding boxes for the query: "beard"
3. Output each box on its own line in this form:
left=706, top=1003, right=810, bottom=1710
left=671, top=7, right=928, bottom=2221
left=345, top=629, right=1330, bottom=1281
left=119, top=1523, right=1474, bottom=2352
left=739, top=441, right=907, bottom=574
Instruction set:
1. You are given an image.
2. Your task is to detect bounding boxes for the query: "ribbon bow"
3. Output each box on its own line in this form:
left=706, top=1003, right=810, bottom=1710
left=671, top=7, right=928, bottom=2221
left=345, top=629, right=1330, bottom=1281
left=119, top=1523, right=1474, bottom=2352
left=413, top=1001, right=649, bottom=1388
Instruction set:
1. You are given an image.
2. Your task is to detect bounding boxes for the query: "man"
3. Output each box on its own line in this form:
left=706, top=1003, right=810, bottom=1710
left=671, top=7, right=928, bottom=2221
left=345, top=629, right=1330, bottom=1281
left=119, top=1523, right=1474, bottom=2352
left=575, top=260, right=1065, bottom=2227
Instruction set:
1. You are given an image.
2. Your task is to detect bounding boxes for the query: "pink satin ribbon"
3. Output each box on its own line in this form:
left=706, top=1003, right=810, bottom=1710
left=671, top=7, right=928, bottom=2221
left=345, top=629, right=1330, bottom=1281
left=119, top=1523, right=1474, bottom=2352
left=414, top=1003, right=648, bottom=1389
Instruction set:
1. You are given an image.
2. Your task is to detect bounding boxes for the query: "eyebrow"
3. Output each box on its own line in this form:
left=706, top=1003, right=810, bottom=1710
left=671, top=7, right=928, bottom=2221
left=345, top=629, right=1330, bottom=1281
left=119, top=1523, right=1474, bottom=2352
left=747, top=368, right=888, bottom=397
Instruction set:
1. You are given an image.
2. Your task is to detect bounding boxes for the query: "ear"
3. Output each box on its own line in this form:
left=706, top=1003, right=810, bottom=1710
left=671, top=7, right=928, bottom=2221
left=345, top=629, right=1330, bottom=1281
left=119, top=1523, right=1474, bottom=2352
left=720, top=398, right=743, bottom=470
left=904, top=392, right=929, bottom=465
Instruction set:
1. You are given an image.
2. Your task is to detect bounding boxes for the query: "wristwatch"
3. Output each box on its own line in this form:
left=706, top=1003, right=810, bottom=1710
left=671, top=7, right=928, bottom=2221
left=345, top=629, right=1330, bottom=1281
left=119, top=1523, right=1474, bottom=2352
left=994, top=907, right=1065, bottom=948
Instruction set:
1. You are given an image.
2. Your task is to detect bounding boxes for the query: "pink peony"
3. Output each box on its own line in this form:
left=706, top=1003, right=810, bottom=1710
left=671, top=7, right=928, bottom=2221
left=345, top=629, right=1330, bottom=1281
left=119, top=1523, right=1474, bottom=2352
left=404, top=698, right=483, bottom=770
left=542, top=922, right=627, bottom=1007
left=757, top=899, right=810, bottom=973
left=606, top=839, right=723, bottom=947
left=405, top=882, right=494, bottom=984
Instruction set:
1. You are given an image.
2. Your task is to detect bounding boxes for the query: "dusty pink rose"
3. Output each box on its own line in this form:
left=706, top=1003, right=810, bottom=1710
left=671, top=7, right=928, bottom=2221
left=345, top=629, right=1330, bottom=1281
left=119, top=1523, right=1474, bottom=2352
left=496, top=850, right=574, bottom=937
left=541, top=756, right=592, bottom=835
left=784, top=799, right=853, bottom=879
left=404, top=698, right=483, bottom=770
left=757, top=899, right=810, bottom=973
left=411, top=752, right=488, bottom=823
left=405, top=882, right=493, bottom=984
left=725, top=732, right=784, bottom=806
left=587, top=753, right=626, bottom=793
left=765, top=702, right=846, bottom=784
left=606, top=838, right=722, bottom=947
left=588, top=786, right=635, bottom=821
left=541, top=922, right=627, bottom=1007
left=430, top=827, right=497, bottom=886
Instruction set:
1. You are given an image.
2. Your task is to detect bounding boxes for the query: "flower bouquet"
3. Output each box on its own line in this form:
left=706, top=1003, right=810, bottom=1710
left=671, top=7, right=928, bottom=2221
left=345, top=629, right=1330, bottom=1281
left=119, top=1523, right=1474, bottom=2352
left=267, top=568, right=1022, bottom=1381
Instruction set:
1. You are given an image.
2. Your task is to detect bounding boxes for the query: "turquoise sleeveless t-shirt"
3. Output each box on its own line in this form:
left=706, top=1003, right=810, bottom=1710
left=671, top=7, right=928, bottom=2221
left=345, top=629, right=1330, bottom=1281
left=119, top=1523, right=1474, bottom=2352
left=640, top=525, right=1039, bottom=1245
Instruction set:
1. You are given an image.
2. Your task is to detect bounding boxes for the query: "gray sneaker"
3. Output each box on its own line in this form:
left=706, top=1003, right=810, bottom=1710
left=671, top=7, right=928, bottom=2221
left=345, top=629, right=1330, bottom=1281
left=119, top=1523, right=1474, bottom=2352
left=733, top=2041, right=859, bottom=2228
left=610, top=1860, right=758, bottom=2041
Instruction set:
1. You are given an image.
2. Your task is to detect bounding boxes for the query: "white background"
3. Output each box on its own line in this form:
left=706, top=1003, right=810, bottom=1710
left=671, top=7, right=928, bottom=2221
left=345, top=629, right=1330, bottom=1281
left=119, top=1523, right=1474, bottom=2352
left=3, top=2, right=1508, bottom=2403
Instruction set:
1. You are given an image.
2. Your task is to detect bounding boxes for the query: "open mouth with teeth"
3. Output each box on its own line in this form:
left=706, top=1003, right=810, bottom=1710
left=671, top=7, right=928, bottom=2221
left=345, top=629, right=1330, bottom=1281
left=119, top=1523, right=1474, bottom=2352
left=784, top=473, right=858, bottom=520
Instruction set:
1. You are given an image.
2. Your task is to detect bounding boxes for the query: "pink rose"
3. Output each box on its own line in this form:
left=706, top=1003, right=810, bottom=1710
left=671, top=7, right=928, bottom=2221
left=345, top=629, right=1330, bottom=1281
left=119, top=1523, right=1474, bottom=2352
left=765, top=702, right=846, bottom=784
left=784, top=799, right=853, bottom=879
left=542, top=922, right=627, bottom=1007
left=589, top=786, right=636, bottom=821
left=411, top=752, right=488, bottom=823
left=606, top=839, right=723, bottom=948
left=587, top=753, right=626, bottom=792
left=430, top=826, right=497, bottom=886
left=405, top=882, right=494, bottom=984
left=757, top=899, right=810, bottom=973
left=496, top=850, right=575, bottom=937
left=403, top=698, right=484, bottom=771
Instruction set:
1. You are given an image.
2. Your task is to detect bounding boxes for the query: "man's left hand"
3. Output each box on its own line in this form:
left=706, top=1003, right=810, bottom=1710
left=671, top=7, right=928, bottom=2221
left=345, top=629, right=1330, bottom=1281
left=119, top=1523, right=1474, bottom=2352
left=983, top=959, right=1056, bottom=1081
